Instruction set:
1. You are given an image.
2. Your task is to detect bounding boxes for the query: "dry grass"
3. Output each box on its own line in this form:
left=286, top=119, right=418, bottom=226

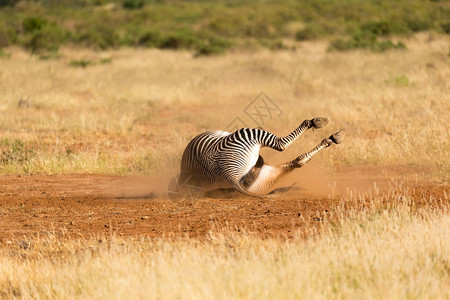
left=0, top=186, right=448, bottom=299
left=0, top=34, right=449, bottom=299
left=0, top=33, right=449, bottom=181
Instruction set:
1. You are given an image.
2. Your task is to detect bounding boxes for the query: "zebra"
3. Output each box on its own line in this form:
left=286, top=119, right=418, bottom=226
left=168, top=117, right=344, bottom=199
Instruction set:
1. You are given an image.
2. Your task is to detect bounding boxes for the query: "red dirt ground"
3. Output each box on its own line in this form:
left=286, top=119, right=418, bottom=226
left=0, top=166, right=448, bottom=241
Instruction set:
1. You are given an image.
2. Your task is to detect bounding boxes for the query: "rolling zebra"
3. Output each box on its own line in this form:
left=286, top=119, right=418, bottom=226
left=168, top=117, right=344, bottom=199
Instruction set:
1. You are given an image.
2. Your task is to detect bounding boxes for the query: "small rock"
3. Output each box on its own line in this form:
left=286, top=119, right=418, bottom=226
left=19, top=240, right=31, bottom=249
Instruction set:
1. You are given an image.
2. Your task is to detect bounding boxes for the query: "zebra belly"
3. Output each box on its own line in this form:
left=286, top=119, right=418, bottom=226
left=240, top=145, right=261, bottom=178
left=246, top=164, right=283, bottom=194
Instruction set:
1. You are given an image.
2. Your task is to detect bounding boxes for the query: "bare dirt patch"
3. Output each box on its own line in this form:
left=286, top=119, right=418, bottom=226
left=0, top=167, right=448, bottom=241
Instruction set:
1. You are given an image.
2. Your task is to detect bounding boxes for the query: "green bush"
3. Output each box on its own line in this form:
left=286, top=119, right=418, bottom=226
left=99, top=57, right=112, bottom=64
left=69, top=59, right=92, bottom=68
left=359, top=20, right=412, bottom=37
left=21, top=17, right=68, bottom=54
left=0, top=0, right=19, bottom=8
left=295, top=25, right=323, bottom=41
left=207, top=14, right=248, bottom=38
left=159, top=29, right=200, bottom=50
left=0, top=22, right=17, bottom=47
left=360, top=20, right=392, bottom=36
left=122, top=0, right=144, bottom=10
left=194, top=36, right=231, bottom=56
left=23, top=17, right=48, bottom=33
left=441, top=22, right=450, bottom=34
left=0, top=0, right=447, bottom=54
left=137, top=29, right=163, bottom=47
left=25, top=28, right=64, bottom=53
left=373, top=40, right=406, bottom=52
left=404, top=16, right=433, bottom=33
left=267, top=39, right=287, bottom=50
left=76, top=22, right=119, bottom=49
left=207, top=12, right=277, bottom=39
left=328, top=31, right=406, bottom=52
left=258, top=38, right=288, bottom=51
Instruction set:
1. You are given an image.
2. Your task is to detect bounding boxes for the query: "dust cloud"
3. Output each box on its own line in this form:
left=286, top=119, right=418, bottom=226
left=99, top=176, right=173, bottom=200
left=272, top=162, right=392, bottom=200
left=101, top=164, right=397, bottom=201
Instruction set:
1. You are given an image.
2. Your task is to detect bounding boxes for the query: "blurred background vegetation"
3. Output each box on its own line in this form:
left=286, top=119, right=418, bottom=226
left=0, top=0, right=448, bottom=56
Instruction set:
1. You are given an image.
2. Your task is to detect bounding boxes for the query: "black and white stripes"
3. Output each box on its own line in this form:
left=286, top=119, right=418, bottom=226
left=176, top=117, right=344, bottom=197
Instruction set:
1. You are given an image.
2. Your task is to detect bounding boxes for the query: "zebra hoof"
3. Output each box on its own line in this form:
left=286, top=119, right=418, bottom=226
left=330, top=131, right=345, bottom=144
left=311, top=117, right=329, bottom=129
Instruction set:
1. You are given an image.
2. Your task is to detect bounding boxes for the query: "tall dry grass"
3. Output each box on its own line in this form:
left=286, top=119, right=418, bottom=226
left=0, top=186, right=448, bottom=299
left=0, top=33, right=449, bottom=181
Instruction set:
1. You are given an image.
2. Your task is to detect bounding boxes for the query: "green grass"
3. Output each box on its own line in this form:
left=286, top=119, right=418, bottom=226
left=69, top=57, right=112, bottom=67
left=328, top=34, right=407, bottom=52
left=69, top=59, right=93, bottom=68
left=385, top=74, right=411, bottom=86
left=0, top=0, right=448, bottom=55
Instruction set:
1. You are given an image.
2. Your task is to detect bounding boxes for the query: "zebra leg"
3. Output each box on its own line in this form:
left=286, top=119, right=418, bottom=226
left=261, top=117, right=329, bottom=151
left=238, top=163, right=294, bottom=195
left=291, top=131, right=345, bottom=168
left=237, top=131, right=345, bottom=196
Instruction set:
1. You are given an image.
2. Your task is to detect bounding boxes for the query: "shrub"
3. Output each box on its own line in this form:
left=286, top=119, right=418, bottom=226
left=76, top=23, right=119, bottom=49
left=69, top=59, right=92, bottom=68
left=0, top=22, right=17, bottom=47
left=137, top=29, right=163, bottom=47
left=360, top=20, right=392, bottom=36
left=24, top=26, right=67, bottom=54
left=0, top=0, right=18, bottom=8
left=328, top=31, right=406, bottom=52
left=159, top=29, right=200, bottom=50
left=122, top=0, right=144, bottom=10
left=295, top=25, right=323, bottom=41
left=21, top=18, right=68, bottom=54
left=441, top=22, right=450, bottom=34
left=373, top=40, right=406, bottom=52
left=0, top=0, right=447, bottom=54
left=267, top=39, right=287, bottom=50
left=194, top=36, right=231, bottom=56
left=404, top=16, right=433, bottom=33
left=22, top=17, right=48, bottom=33
left=99, top=58, right=112, bottom=64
